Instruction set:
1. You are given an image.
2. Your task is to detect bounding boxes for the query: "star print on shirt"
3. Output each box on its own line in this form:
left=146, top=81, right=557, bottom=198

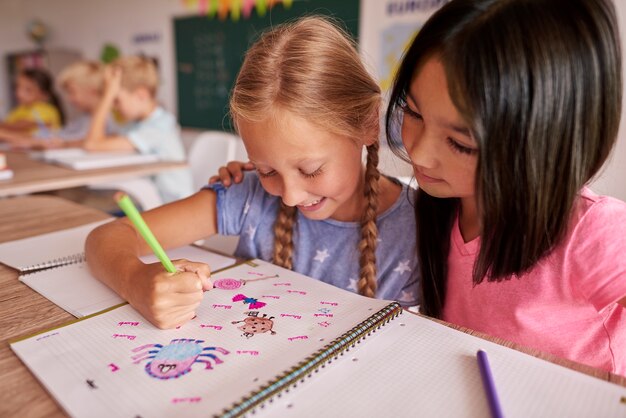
left=393, top=260, right=411, bottom=275
left=348, top=278, right=358, bottom=292
left=245, top=225, right=256, bottom=239
left=313, top=248, right=330, bottom=263
left=399, top=290, right=414, bottom=302
left=243, top=201, right=251, bottom=215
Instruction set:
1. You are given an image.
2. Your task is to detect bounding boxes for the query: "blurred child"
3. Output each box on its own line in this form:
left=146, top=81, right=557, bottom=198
left=386, top=0, right=626, bottom=375
left=53, top=60, right=121, bottom=140
left=83, top=56, right=193, bottom=203
left=1, top=61, right=122, bottom=148
left=1, top=68, right=64, bottom=135
left=86, top=17, right=419, bottom=329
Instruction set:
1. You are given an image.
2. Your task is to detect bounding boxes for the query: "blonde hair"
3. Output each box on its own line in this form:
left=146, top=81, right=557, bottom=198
left=230, top=16, right=382, bottom=298
left=112, top=56, right=159, bottom=96
left=58, top=61, right=104, bottom=92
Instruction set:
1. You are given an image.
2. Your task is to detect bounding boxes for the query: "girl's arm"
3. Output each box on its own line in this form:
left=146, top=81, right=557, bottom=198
left=85, top=190, right=219, bottom=329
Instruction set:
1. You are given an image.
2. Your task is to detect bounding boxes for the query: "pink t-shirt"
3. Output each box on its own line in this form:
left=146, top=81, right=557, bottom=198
left=443, top=188, right=626, bottom=375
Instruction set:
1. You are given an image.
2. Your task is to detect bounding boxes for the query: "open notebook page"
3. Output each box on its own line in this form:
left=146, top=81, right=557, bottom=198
left=0, top=220, right=112, bottom=272
left=254, top=310, right=626, bottom=418
left=19, top=245, right=236, bottom=317
left=11, top=260, right=393, bottom=417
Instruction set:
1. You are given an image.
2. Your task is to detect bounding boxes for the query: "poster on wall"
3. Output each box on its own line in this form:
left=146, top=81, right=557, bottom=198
left=359, top=0, right=448, bottom=96
left=358, top=0, right=448, bottom=177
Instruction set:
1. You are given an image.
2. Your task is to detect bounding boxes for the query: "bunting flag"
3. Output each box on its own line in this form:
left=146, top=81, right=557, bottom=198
left=181, top=0, right=293, bottom=21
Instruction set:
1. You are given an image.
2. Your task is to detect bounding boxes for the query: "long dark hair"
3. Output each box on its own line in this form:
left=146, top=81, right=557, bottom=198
left=386, top=0, right=622, bottom=318
left=21, top=68, right=66, bottom=125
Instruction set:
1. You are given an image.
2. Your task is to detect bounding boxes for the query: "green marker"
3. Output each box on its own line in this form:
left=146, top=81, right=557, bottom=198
left=115, top=192, right=176, bottom=273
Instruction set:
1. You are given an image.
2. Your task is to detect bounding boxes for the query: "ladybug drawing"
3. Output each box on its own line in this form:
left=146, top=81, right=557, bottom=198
left=131, top=338, right=229, bottom=379
left=231, top=311, right=277, bottom=338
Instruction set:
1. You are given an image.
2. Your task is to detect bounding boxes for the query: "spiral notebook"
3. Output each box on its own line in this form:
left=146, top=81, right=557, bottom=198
left=11, top=259, right=626, bottom=417
left=0, top=220, right=112, bottom=273
left=17, top=245, right=236, bottom=318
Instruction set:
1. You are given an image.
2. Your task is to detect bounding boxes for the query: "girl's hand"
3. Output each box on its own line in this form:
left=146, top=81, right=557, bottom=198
left=129, top=259, right=213, bottom=329
left=208, top=160, right=255, bottom=186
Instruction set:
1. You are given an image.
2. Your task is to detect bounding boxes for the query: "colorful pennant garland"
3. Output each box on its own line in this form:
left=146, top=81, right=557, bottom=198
left=182, top=0, right=293, bottom=21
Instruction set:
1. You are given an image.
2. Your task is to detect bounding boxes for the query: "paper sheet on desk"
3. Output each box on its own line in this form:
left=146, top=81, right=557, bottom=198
left=18, top=245, right=236, bottom=318
left=251, top=312, right=626, bottom=418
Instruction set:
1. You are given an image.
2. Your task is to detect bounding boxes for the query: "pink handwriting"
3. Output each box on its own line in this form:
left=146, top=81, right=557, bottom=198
left=117, top=321, right=139, bottom=326
left=287, top=290, right=307, bottom=295
left=318, top=321, right=331, bottom=327
left=314, top=313, right=334, bottom=318
left=212, top=304, right=232, bottom=309
left=247, top=271, right=264, bottom=276
left=320, top=301, right=338, bottom=306
left=172, top=397, right=202, bottom=404
left=112, top=334, right=136, bottom=340
left=280, top=314, right=302, bottom=319
left=273, top=283, right=292, bottom=286
left=200, top=324, right=223, bottom=330
left=288, top=335, right=309, bottom=341
left=236, top=350, right=259, bottom=356
left=262, top=295, right=281, bottom=299
left=108, top=363, right=119, bottom=372
left=36, top=332, right=59, bottom=341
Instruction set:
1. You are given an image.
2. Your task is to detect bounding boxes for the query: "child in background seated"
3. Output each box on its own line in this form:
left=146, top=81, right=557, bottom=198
left=86, top=17, right=419, bottom=329
left=53, top=60, right=122, bottom=140
left=3, top=61, right=122, bottom=148
left=83, top=56, right=193, bottom=203
left=0, top=68, right=64, bottom=136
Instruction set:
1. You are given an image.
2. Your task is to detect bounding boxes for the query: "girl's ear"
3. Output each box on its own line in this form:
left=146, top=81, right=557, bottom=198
left=361, top=134, right=379, bottom=147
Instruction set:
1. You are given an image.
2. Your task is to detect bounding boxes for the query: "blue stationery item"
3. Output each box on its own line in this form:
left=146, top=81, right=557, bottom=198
left=477, top=350, right=505, bottom=418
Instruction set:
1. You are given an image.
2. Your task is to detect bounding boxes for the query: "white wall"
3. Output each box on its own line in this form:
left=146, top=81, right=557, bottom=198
left=0, top=0, right=625, bottom=200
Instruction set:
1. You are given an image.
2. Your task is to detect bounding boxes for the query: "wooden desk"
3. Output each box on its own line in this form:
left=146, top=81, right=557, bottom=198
left=0, top=196, right=624, bottom=417
left=0, top=151, right=187, bottom=197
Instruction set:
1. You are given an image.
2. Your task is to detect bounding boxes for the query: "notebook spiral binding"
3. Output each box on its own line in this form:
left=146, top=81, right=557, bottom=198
left=218, top=301, right=404, bottom=418
left=21, top=252, right=86, bottom=274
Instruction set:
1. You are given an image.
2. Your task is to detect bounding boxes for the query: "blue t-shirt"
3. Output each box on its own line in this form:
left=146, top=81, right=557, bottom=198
left=208, top=172, right=419, bottom=307
left=122, top=107, right=194, bottom=203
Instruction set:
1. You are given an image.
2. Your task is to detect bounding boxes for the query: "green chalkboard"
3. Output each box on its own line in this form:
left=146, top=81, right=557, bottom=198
left=174, top=0, right=360, bottom=130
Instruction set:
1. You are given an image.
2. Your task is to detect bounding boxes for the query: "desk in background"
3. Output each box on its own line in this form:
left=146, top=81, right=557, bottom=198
left=0, top=151, right=187, bottom=198
left=0, top=195, right=624, bottom=417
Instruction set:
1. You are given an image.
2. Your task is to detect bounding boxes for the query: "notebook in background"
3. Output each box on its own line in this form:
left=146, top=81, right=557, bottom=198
left=30, top=147, right=86, bottom=162
left=0, top=220, right=112, bottom=272
left=46, top=151, right=161, bottom=170
left=19, top=245, right=236, bottom=318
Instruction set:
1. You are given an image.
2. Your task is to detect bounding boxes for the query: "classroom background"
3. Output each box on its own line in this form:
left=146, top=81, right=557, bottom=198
left=0, top=0, right=625, bottom=202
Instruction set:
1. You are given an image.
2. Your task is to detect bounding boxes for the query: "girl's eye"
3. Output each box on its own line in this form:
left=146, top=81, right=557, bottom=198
left=257, top=169, right=276, bottom=178
left=399, top=102, right=423, bottom=120
left=446, top=137, right=478, bottom=155
left=301, top=167, right=323, bottom=179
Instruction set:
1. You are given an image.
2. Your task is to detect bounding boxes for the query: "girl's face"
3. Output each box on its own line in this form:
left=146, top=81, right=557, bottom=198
left=401, top=57, right=478, bottom=201
left=64, top=82, right=101, bottom=113
left=237, top=112, right=368, bottom=222
left=15, top=75, right=46, bottom=105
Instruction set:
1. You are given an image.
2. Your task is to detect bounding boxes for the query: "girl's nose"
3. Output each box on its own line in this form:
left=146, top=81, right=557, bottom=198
left=404, top=129, right=438, bottom=170
left=280, top=177, right=308, bottom=207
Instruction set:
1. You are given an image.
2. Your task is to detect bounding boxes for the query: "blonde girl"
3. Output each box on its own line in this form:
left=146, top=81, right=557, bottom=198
left=86, top=16, right=419, bottom=329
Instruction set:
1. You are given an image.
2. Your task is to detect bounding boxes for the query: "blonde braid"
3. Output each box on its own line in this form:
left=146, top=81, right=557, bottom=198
left=357, top=142, right=381, bottom=298
left=273, top=202, right=297, bottom=270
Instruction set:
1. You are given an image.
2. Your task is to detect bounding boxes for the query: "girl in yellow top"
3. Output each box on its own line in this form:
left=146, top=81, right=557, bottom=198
left=2, top=68, right=65, bottom=135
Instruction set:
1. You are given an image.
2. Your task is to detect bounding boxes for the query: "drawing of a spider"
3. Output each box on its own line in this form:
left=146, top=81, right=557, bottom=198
left=131, top=338, right=229, bottom=379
